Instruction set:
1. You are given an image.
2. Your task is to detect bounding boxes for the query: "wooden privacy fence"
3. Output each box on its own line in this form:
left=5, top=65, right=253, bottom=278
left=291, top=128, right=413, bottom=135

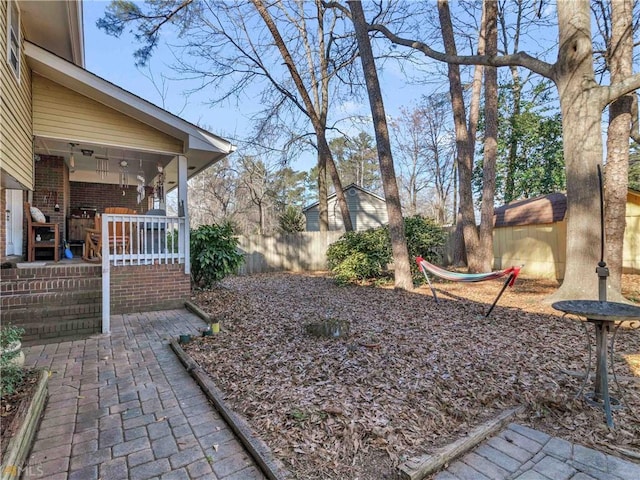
left=236, top=232, right=343, bottom=274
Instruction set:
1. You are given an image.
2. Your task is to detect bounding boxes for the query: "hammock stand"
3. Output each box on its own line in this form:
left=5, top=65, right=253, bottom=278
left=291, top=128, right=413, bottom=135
left=416, top=256, right=522, bottom=317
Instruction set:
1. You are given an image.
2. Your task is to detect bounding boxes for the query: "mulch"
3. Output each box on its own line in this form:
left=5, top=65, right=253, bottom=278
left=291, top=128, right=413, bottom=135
left=185, top=273, right=640, bottom=479
left=0, top=369, right=41, bottom=460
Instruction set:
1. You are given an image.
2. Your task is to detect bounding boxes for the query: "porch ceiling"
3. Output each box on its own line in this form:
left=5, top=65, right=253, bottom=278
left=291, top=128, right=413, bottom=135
left=34, top=137, right=177, bottom=187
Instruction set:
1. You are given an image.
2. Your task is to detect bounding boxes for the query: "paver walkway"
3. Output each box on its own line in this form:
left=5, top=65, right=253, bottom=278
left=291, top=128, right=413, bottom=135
left=23, top=309, right=266, bottom=480
left=436, top=422, right=640, bottom=480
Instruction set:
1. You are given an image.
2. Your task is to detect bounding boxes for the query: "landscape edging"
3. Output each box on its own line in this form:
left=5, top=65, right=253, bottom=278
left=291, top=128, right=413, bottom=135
left=399, top=405, right=525, bottom=480
left=170, top=340, right=289, bottom=480
left=0, top=369, right=48, bottom=480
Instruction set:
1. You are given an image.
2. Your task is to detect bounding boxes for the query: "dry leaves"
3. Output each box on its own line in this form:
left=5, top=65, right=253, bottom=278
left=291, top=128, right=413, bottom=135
left=186, top=273, right=640, bottom=480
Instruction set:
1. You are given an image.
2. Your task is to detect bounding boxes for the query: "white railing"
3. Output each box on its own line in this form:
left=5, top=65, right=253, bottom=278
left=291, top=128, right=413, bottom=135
left=100, top=214, right=187, bottom=266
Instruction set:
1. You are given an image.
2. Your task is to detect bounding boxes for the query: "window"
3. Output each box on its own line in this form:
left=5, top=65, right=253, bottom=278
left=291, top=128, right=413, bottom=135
left=7, top=0, right=20, bottom=80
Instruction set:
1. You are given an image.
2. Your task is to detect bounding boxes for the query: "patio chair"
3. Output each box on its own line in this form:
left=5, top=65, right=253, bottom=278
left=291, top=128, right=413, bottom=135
left=25, top=202, right=59, bottom=262
left=82, top=208, right=136, bottom=262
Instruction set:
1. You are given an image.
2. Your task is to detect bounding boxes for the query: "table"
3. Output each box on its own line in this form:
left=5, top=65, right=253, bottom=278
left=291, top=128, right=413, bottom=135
left=552, top=300, right=640, bottom=427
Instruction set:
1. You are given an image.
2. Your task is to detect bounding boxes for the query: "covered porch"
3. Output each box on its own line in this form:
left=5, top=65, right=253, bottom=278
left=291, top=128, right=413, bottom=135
left=2, top=41, right=234, bottom=340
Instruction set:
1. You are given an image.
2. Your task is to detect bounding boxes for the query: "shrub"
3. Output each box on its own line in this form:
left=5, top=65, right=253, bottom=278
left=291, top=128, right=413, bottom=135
left=327, top=228, right=392, bottom=284
left=279, top=206, right=305, bottom=232
left=403, top=215, right=450, bottom=277
left=1, top=324, right=25, bottom=395
left=190, top=223, right=244, bottom=288
left=326, top=216, right=448, bottom=284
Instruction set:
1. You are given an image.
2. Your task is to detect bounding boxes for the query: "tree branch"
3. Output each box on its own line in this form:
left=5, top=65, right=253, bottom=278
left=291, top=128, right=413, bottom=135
left=603, top=73, right=640, bottom=106
left=367, top=22, right=554, bottom=79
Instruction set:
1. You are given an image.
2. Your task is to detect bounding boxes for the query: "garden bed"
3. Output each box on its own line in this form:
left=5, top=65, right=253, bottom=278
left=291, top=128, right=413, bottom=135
left=186, top=273, right=640, bottom=479
left=1, top=369, right=48, bottom=480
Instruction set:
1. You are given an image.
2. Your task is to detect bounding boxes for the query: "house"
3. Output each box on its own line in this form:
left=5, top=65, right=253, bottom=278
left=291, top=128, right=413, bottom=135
left=0, top=0, right=234, bottom=339
left=303, top=183, right=388, bottom=231
left=492, top=190, right=640, bottom=280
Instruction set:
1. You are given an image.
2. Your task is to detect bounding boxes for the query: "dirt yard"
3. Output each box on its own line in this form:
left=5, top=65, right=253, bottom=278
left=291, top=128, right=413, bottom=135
left=186, top=273, right=640, bottom=480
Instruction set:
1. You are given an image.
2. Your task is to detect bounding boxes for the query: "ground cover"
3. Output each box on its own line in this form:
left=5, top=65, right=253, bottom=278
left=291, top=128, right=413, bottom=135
left=187, top=273, right=640, bottom=480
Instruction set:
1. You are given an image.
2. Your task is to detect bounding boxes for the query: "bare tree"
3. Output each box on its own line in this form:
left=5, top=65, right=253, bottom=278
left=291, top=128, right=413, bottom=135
left=98, top=0, right=356, bottom=232
left=391, top=95, right=455, bottom=222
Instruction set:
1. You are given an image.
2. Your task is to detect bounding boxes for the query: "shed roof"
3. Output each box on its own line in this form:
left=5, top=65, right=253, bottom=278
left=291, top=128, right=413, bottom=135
left=493, top=192, right=567, bottom=227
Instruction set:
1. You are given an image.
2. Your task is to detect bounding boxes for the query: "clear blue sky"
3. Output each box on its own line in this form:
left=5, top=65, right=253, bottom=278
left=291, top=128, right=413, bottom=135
left=82, top=1, right=433, bottom=173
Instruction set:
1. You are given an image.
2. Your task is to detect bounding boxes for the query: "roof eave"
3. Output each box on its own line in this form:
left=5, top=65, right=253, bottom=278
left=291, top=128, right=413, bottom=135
left=24, top=41, right=234, bottom=163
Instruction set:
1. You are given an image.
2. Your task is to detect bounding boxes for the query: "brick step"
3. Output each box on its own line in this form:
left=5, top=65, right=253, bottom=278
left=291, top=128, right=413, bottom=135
left=21, top=318, right=101, bottom=344
left=1, top=289, right=101, bottom=309
left=2, top=277, right=102, bottom=296
left=2, top=301, right=101, bottom=322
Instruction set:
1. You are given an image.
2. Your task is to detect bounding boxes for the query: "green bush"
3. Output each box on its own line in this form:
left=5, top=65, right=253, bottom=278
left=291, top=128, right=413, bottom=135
left=326, top=216, right=448, bottom=284
left=1, top=324, right=25, bottom=395
left=190, top=223, right=245, bottom=288
left=403, top=215, right=450, bottom=277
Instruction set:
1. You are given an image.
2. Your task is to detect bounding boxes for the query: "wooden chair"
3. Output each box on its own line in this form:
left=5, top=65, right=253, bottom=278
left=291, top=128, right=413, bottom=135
left=83, top=208, right=136, bottom=262
left=24, top=202, right=59, bottom=262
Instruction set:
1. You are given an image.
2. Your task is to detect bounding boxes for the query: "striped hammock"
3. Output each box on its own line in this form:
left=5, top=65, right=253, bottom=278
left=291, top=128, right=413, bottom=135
left=416, top=257, right=522, bottom=317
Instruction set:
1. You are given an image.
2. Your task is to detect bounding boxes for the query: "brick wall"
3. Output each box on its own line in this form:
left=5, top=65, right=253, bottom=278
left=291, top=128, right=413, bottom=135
left=70, top=182, right=154, bottom=214
left=32, top=155, right=66, bottom=239
left=110, top=263, right=190, bottom=314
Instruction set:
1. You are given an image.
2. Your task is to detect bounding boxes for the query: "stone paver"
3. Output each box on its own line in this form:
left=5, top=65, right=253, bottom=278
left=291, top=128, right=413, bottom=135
left=23, top=309, right=266, bottom=480
left=436, top=423, right=640, bottom=480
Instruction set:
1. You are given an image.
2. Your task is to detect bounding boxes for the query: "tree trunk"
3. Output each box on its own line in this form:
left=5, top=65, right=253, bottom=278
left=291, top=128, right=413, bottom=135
left=317, top=150, right=329, bottom=232
left=438, top=0, right=482, bottom=272
left=348, top=0, right=413, bottom=290
left=548, top=0, right=604, bottom=301
left=478, top=0, right=498, bottom=273
left=605, top=0, right=632, bottom=298
left=319, top=134, right=354, bottom=231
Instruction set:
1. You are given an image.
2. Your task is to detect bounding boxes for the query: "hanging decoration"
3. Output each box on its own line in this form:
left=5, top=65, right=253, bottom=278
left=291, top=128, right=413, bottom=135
left=119, top=160, right=129, bottom=196
left=68, top=143, right=77, bottom=172
left=96, top=155, right=109, bottom=179
left=154, top=163, right=165, bottom=201
left=136, top=159, right=146, bottom=204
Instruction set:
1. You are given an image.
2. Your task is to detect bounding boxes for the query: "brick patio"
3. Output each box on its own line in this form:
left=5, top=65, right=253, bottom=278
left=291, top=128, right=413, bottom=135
left=23, top=309, right=265, bottom=480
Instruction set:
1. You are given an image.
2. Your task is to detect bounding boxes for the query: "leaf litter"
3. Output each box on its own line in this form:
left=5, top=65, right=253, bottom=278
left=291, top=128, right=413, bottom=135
left=185, top=273, right=640, bottom=480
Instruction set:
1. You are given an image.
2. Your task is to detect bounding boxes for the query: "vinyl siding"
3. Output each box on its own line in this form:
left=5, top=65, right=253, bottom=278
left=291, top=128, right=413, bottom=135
left=0, top=0, right=33, bottom=189
left=305, top=186, right=388, bottom=231
left=32, top=75, right=183, bottom=154
left=624, top=192, right=640, bottom=273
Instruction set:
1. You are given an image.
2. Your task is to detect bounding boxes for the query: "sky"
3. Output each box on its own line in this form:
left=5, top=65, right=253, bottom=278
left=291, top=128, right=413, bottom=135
left=81, top=1, right=433, bottom=173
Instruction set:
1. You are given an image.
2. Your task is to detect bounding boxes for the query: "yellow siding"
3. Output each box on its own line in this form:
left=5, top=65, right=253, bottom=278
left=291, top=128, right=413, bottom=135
left=493, top=221, right=567, bottom=280
left=32, top=75, right=183, bottom=154
left=0, top=0, right=33, bottom=189
left=624, top=193, right=640, bottom=273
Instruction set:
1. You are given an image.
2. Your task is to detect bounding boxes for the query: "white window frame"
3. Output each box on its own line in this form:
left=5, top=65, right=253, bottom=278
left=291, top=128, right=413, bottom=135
left=6, top=0, right=20, bottom=81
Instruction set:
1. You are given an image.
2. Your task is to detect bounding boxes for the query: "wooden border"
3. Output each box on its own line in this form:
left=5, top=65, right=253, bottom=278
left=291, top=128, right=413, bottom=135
left=185, top=301, right=211, bottom=323
left=1, top=369, right=48, bottom=480
left=399, top=405, right=525, bottom=480
left=171, top=341, right=289, bottom=480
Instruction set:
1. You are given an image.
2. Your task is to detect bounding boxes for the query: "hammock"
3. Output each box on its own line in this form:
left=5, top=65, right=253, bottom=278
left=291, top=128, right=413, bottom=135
left=416, top=256, right=522, bottom=317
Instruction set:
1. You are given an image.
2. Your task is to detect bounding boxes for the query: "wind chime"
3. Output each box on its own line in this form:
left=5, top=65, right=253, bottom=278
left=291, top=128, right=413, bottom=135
left=136, top=159, right=146, bottom=205
left=154, top=163, right=165, bottom=203
left=119, top=159, right=129, bottom=196
left=96, top=155, right=109, bottom=179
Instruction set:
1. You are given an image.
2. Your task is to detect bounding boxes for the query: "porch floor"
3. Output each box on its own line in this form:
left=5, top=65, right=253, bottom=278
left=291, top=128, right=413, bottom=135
left=22, top=308, right=267, bottom=480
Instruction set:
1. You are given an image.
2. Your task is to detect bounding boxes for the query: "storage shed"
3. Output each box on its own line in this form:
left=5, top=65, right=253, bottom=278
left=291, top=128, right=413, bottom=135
left=303, top=184, right=388, bottom=231
left=492, top=190, right=640, bottom=280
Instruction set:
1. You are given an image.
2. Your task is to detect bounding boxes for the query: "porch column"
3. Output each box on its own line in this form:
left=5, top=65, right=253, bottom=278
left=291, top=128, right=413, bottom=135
left=178, top=155, right=190, bottom=275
